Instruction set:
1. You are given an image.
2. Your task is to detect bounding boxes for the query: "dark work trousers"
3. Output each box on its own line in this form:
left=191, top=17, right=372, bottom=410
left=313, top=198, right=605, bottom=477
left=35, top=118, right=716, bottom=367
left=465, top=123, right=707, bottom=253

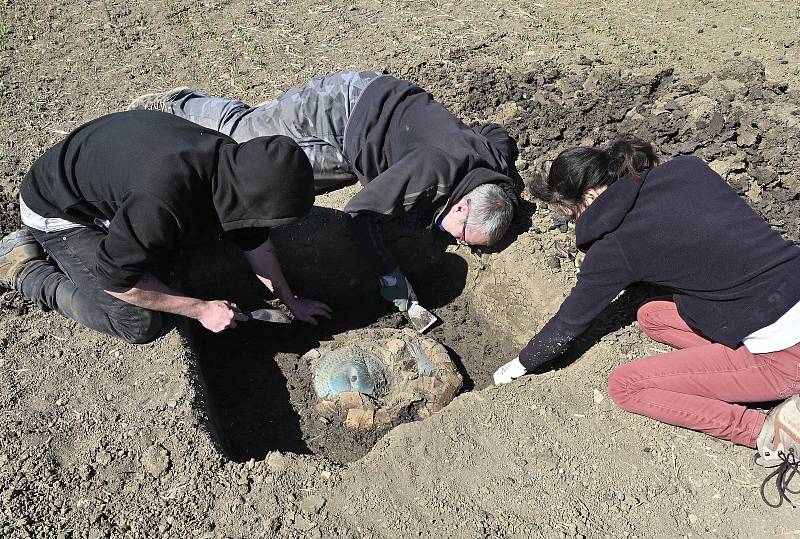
left=19, top=226, right=164, bottom=344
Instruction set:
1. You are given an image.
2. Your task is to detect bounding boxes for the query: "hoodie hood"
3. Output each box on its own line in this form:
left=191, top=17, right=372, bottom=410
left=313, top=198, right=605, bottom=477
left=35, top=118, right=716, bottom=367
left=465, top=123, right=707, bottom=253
left=213, top=135, right=314, bottom=231
left=574, top=169, right=649, bottom=252
left=471, top=123, right=518, bottom=169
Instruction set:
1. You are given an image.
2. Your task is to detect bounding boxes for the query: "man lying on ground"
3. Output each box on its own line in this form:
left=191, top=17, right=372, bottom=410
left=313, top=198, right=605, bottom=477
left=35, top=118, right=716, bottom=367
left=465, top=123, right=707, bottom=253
left=0, top=111, right=331, bottom=344
left=493, top=135, right=800, bottom=506
left=128, top=71, right=519, bottom=312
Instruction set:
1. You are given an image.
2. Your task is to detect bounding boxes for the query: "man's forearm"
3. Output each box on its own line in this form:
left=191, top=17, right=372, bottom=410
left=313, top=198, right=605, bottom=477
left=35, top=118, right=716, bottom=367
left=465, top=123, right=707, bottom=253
left=105, top=273, right=207, bottom=320
left=241, top=238, right=332, bottom=325
left=242, top=239, right=296, bottom=306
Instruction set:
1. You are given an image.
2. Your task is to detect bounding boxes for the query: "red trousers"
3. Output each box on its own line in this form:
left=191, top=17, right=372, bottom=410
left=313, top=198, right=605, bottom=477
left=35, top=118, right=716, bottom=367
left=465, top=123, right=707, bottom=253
left=608, top=300, right=800, bottom=447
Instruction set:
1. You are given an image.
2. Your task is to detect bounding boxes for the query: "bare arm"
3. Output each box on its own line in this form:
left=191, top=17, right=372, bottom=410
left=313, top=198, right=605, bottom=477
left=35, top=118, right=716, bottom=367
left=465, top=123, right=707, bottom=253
left=243, top=239, right=332, bottom=325
left=106, top=273, right=246, bottom=332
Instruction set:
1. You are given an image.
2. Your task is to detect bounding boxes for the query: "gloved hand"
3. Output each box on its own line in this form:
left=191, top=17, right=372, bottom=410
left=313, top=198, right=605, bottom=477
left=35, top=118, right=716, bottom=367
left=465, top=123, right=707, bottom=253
left=379, top=268, right=415, bottom=312
left=493, top=357, right=527, bottom=385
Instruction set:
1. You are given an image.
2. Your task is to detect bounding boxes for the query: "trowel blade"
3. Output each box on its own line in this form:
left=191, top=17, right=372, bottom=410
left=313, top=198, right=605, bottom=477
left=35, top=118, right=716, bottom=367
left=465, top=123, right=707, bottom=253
left=246, top=308, right=292, bottom=324
left=407, top=302, right=438, bottom=333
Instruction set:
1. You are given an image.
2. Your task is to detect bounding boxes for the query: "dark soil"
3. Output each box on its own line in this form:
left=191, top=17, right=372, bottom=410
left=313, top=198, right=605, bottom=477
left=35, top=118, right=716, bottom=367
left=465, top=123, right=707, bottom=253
left=4, top=0, right=800, bottom=536
left=0, top=190, right=20, bottom=237
left=0, top=0, right=800, bottom=539
left=404, top=57, right=800, bottom=244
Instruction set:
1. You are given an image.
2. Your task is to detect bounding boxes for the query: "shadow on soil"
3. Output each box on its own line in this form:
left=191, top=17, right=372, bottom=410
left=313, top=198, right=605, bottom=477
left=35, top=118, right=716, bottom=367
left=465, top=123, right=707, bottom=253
left=532, top=284, right=667, bottom=374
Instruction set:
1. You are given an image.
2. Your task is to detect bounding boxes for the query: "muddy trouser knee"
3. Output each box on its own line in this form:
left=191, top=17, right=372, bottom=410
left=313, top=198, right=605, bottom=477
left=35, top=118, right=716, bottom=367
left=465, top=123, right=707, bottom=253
left=164, top=70, right=384, bottom=193
left=19, top=227, right=164, bottom=344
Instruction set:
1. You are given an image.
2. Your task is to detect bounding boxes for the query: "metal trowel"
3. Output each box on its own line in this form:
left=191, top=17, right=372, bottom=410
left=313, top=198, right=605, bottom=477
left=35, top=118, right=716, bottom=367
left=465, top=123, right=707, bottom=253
left=243, top=307, right=292, bottom=324
left=406, top=291, right=438, bottom=333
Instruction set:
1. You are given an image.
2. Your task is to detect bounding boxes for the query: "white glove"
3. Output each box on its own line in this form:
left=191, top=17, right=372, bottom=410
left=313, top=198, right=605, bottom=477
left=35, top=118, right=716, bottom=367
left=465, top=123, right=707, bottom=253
left=493, top=357, right=527, bottom=385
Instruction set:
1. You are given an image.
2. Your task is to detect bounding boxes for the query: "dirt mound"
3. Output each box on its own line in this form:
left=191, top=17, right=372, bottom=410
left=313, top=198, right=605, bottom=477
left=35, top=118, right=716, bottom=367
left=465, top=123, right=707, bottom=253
left=326, top=356, right=780, bottom=538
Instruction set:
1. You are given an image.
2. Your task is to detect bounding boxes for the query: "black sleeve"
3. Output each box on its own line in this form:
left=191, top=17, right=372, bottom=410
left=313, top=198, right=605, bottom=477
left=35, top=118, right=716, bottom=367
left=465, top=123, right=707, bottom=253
left=95, top=192, right=183, bottom=291
left=472, top=123, right=518, bottom=166
left=518, top=238, right=634, bottom=370
left=226, top=228, right=270, bottom=252
left=349, top=213, right=397, bottom=276
left=343, top=145, right=455, bottom=219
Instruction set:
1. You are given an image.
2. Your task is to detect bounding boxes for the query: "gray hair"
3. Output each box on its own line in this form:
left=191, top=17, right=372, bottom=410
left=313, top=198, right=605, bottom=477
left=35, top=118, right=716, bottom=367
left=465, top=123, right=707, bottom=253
left=464, top=183, right=514, bottom=244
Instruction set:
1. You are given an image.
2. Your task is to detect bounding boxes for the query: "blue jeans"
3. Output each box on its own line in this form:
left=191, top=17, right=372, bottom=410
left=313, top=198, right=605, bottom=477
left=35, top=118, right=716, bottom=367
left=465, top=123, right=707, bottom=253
left=20, top=226, right=164, bottom=344
left=165, top=70, right=384, bottom=193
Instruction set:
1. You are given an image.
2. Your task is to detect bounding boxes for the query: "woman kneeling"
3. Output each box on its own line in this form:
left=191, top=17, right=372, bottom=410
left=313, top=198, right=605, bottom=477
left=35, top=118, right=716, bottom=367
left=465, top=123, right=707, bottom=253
left=493, top=136, right=800, bottom=505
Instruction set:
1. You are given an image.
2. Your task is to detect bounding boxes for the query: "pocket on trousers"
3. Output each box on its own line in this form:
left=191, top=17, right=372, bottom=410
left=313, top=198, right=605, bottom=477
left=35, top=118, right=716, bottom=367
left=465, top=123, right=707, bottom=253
left=785, top=362, right=800, bottom=398
left=766, top=352, right=800, bottom=399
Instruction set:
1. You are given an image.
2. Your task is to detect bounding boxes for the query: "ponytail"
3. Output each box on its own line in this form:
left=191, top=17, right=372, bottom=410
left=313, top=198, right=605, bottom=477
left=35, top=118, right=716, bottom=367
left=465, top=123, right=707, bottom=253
left=530, top=135, right=658, bottom=216
left=606, top=135, right=659, bottom=181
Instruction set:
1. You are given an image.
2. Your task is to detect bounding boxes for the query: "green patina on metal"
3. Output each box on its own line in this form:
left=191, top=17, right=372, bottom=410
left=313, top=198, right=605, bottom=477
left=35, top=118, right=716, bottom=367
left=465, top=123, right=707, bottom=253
left=312, top=345, right=389, bottom=399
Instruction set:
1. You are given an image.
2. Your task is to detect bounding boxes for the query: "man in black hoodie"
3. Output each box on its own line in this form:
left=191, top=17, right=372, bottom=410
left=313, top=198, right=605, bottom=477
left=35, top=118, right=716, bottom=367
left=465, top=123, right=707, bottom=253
left=128, top=71, right=519, bottom=311
left=0, top=111, right=331, bottom=344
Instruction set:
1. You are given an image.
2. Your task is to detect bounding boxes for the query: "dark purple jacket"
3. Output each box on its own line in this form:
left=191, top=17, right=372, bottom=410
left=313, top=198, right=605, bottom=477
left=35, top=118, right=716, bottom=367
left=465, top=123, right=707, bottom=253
left=519, top=155, right=800, bottom=370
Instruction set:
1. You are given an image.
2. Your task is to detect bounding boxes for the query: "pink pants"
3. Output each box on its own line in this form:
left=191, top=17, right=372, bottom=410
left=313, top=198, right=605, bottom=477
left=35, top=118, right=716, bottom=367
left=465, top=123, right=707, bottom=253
left=608, top=300, right=800, bottom=448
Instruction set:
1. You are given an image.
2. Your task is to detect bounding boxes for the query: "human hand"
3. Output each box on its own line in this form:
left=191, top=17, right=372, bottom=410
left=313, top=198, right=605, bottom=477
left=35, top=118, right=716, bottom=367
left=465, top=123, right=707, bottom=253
left=198, top=300, right=248, bottom=332
left=379, top=268, right=414, bottom=312
left=493, top=357, right=527, bottom=385
left=286, top=298, right=333, bottom=326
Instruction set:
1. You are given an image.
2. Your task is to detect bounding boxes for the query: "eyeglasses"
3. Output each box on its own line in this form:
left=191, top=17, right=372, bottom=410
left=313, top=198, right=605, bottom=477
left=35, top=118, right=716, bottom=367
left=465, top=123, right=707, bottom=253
left=456, top=199, right=471, bottom=246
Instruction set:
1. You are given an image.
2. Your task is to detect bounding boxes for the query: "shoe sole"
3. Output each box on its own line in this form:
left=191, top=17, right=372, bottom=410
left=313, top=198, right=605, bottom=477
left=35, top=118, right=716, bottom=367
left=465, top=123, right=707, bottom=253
left=754, top=451, right=783, bottom=468
left=0, top=229, right=37, bottom=257
left=127, top=87, right=192, bottom=111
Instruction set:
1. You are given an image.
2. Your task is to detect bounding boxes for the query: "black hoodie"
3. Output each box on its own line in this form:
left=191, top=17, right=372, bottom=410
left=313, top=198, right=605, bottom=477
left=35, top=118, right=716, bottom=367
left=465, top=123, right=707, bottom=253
left=21, top=111, right=314, bottom=291
left=344, top=76, right=518, bottom=221
left=519, top=155, right=800, bottom=370
left=342, top=76, right=519, bottom=274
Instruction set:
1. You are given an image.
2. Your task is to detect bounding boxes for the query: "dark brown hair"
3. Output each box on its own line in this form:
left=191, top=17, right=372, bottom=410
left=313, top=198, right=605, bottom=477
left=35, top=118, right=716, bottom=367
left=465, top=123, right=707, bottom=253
left=530, top=135, right=659, bottom=217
